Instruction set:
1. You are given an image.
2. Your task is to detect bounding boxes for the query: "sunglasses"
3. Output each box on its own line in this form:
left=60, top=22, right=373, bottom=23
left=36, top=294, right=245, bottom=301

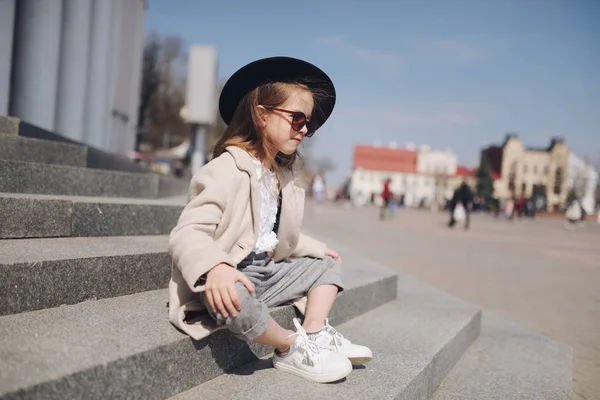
left=264, top=107, right=317, bottom=137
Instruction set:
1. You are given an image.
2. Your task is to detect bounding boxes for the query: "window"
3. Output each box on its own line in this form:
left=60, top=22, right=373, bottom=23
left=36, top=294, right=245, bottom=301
left=508, top=166, right=516, bottom=194
left=533, top=165, right=538, bottom=175
left=544, top=165, right=549, bottom=175
left=554, top=167, right=563, bottom=195
left=523, top=164, right=528, bottom=173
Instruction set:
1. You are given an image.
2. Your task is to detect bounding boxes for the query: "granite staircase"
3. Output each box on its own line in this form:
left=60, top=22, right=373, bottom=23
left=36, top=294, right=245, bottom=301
left=0, top=116, right=572, bottom=399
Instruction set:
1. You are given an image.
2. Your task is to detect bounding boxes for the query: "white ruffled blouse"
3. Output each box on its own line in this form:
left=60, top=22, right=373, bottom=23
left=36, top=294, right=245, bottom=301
left=251, top=158, right=280, bottom=253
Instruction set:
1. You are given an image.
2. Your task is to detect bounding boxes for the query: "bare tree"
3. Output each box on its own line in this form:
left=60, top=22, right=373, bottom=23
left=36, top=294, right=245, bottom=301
left=136, top=33, right=160, bottom=150
left=137, top=32, right=189, bottom=151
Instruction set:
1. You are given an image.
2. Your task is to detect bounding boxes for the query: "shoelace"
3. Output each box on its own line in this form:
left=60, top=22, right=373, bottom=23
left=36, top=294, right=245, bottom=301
left=286, top=319, right=321, bottom=359
left=323, top=319, right=346, bottom=349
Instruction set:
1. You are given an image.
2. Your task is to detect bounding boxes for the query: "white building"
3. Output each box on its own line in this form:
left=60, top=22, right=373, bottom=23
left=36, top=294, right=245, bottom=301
left=350, top=143, right=458, bottom=208
left=567, top=153, right=598, bottom=214
left=416, top=145, right=458, bottom=205
left=0, top=0, right=146, bottom=154
left=416, top=145, right=457, bottom=176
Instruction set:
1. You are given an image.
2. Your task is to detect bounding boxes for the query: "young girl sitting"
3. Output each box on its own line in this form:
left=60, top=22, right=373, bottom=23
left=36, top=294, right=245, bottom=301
left=168, top=56, right=372, bottom=383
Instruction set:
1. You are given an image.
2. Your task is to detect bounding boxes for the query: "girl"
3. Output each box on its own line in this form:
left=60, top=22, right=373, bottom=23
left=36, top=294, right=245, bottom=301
left=168, top=57, right=372, bottom=383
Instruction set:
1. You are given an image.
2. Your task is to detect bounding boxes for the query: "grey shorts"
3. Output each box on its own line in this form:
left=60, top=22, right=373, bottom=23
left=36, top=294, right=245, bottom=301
left=202, top=254, right=343, bottom=340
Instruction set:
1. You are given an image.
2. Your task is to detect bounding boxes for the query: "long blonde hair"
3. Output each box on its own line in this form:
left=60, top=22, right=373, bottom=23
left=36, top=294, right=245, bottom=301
left=213, top=81, right=327, bottom=179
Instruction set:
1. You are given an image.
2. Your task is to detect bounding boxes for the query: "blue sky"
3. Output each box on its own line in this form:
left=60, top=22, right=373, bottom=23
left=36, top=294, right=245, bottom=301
left=146, top=0, right=600, bottom=184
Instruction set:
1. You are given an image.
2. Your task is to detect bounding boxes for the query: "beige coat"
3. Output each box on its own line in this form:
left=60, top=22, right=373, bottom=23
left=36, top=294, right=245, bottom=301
left=168, top=146, right=326, bottom=340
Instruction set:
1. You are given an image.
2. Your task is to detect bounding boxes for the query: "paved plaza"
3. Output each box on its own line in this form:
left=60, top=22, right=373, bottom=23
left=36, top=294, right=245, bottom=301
left=303, top=202, right=600, bottom=400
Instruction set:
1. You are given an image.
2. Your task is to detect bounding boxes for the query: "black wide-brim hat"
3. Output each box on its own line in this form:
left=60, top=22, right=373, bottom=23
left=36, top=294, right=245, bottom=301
left=219, top=56, right=336, bottom=130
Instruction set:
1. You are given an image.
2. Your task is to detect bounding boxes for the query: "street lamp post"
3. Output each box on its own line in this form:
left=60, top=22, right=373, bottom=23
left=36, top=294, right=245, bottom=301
left=183, top=45, right=218, bottom=175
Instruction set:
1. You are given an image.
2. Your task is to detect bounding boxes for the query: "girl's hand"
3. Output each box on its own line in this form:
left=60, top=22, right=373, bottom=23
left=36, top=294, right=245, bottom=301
left=205, top=264, right=255, bottom=318
left=325, top=248, right=341, bottom=262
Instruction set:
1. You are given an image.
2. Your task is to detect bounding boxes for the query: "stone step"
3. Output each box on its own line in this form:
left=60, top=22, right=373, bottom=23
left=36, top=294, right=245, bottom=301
left=0, top=253, right=398, bottom=400
left=0, top=134, right=87, bottom=166
left=431, top=313, right=572, bottom=400
left=0, top=160, right=159, bottom=198
left=0, top=115, right=190, bottom=197
left=170, top=273, right=482, bottom=400
left=10, top=115, right=157, bottom=174
left=0, top=115, right=19, bottom=136
left=0, top=193, right=186, bottom=239
left=0, top=235, right=171, bottom=316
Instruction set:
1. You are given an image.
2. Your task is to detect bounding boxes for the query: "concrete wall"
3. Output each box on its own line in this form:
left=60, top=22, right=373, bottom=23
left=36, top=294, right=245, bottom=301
left=10, top=0, right=63, bottom=131
left=55, top=0, right=92, bottom=142
left=1, top=0, right=145, bottom=155
left=108, top=0, right=145, bottom=155
left=0, top=0, right=15, bottom=115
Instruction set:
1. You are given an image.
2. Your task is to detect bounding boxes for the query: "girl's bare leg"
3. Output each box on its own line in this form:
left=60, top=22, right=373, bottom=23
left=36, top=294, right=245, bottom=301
left=302, top=284, right=338, bottom=333
left=253, top=316, right=296, bottom=352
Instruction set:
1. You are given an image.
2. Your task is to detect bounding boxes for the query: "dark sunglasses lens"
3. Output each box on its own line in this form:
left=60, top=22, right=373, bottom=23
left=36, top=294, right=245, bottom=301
left=291, top=113, right=306, bottom=131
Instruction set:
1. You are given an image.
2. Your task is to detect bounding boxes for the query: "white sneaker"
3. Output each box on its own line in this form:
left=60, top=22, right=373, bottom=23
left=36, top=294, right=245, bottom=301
left=272, top=318, right=352, bottom=383
left=310, top=318, right=373, bottom=365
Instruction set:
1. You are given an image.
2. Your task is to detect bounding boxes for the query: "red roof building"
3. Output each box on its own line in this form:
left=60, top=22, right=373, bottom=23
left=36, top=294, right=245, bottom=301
left=353, top=145, right=417, bottom=173
left=456, top=165, right=476, bottom=178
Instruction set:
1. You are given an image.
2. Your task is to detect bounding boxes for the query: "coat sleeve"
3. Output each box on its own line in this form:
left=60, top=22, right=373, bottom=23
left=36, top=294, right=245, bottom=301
left=291, top=232, right=327, bottom=259
left=168, top=158, right=239, bottom=292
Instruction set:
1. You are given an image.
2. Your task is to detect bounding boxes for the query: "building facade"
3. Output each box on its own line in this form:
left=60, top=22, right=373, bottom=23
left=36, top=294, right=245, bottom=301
left=417, top=145, right=458, bottom=206
left=566, top=153, right=598, bottom=214
left=481, top=135, right=570, bottom=210
left=350, top=143, right=459, bottom=207
left=0, top=0, right=146, bottom=154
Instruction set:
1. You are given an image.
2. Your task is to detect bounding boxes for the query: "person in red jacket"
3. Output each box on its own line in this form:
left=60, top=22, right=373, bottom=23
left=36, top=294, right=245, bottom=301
left=380, top=178, right=394, bottom=220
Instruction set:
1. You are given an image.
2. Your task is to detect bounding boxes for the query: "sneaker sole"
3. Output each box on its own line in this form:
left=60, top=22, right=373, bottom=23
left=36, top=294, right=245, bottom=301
left=349, top=355, right=372, bottom=365
left=272, top=358, right=352, bottom=383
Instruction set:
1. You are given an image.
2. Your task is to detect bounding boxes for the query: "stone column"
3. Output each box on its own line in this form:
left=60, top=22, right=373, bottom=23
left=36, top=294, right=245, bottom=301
left=10, top=0, right=63, bottom=130
left=0, top=0, right=15, bottom=115
left=126, top=0, right=146, bottom=153
left=55, top=0, right=92, bottom=142
left=84, top=0, right=114, bottom=150
left=105, top=0, right=122, bottom=153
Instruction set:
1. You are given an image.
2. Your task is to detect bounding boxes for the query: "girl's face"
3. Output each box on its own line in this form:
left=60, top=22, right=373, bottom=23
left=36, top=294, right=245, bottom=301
left=260, top=89, right=314, bottom=155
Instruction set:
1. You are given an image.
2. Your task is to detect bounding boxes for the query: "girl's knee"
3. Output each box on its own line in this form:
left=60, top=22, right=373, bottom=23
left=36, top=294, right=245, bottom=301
left=204, top=283, right=267, bottom=339
left=227, top=289, right=268, bottom=339
left=203, top=282, right=256, bottom=321
left=233, top=281, right=256, bottom=307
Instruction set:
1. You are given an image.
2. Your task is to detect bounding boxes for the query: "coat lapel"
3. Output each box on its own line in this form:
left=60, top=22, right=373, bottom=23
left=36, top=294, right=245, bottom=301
left=273, top=171, right=304, bottom=260
left=249, top=172, right=261, bottom=240
left=226, top=146, right=261, bottom=240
